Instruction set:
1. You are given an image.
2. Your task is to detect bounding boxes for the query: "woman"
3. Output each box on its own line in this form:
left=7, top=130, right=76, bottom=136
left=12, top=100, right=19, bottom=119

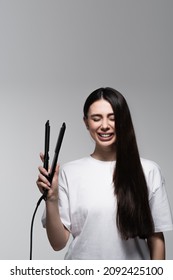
left=37, top=87, right=173, bottom=259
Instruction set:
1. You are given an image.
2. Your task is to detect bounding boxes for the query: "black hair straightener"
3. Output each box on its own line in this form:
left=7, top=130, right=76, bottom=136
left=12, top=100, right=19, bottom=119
left=30, top=121, right=66, bottom=260
left=42, top=120, right=66, bottom=199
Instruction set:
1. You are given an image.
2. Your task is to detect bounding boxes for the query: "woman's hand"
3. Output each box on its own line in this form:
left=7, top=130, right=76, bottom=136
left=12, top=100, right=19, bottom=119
left=36, top=153, right=59, bottom=202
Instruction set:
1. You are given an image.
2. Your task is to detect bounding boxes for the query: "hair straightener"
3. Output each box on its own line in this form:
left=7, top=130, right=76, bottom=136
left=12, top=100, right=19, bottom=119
left=30, top=121, right=66, bottom=260
left=42, top=120, right=66, bottom=199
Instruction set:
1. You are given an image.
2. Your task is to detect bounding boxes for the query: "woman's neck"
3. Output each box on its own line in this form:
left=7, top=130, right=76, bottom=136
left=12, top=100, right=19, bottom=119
left=91, top=145, right=116, bottom=161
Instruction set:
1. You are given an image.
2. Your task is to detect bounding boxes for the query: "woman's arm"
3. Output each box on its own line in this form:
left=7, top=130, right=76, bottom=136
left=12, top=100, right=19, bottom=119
left=45, top=199, right=70, bottom=251
left=147, top=232, right=165, bottom=260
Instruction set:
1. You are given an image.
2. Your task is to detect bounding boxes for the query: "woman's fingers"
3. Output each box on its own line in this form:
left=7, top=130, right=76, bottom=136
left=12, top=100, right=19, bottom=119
left=38, top=165, right=49, bottom=177
left=36, top=168, right=51, bottom=194
left=37, top=172, right=50, bottom=186
left=37, top=153, right=60, bottom=197
left=40, top=152, right=51, bottom=173
left=40, top=152, right=44, bottom=163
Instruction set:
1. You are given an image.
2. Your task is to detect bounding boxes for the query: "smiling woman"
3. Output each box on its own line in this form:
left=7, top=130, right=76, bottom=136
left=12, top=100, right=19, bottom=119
left=37, top=87, right=173, bottom=260
left=83, top=99, right=116, bottom=160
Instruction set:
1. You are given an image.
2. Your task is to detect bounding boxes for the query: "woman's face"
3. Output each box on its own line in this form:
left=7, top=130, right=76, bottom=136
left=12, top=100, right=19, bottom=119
left=84, top=99, right=116, bottom=150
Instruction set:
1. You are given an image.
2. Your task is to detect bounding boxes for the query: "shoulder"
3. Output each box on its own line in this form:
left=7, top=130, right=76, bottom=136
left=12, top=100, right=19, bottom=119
left=140, top=158, right=161, bottom=173
left=60, top=157, right=91, bottom=173
left=140, top=158, right=165, bottom=194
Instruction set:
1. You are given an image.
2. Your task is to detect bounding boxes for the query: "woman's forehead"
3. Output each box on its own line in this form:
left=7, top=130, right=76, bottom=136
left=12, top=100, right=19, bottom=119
left=88, top=99, right=113, bottom=115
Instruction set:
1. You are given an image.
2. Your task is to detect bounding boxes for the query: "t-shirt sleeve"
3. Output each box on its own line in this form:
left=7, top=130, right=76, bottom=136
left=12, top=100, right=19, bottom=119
left=41, top=167, right=71, bottom=231
left=148, top=163, right=173, bottom=232
left=58, top=169, right=71, bottom=232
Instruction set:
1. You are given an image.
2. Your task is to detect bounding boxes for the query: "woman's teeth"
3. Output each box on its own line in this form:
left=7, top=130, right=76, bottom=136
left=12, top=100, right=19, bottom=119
left=99, top=133, right=112, bottom=138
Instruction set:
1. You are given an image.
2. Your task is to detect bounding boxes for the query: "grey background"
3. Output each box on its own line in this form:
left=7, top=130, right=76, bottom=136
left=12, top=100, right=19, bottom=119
left=0, top=0, right=172, bottom=259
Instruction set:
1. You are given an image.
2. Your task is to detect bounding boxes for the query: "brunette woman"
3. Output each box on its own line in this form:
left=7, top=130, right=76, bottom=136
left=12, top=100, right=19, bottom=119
left=37, top=87, right=173, bottom=259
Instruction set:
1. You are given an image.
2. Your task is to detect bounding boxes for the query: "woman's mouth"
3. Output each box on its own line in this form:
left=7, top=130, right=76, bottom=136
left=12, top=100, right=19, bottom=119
left=97, top=133, right=114, bottom=141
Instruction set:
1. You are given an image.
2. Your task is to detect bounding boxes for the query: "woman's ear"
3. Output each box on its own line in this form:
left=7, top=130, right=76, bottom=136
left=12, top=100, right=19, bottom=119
left=83, top=116, right=89, bottom=129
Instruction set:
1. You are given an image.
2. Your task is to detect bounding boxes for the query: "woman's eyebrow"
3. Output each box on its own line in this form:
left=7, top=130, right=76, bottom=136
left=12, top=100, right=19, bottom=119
left=90, top=114, right=102, bottom=117
left=90, top=113, right=114, bottom=117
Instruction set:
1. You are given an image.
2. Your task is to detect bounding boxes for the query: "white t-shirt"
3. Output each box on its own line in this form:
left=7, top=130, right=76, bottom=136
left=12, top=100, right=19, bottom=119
left=42, top=156, right=173, bottom=259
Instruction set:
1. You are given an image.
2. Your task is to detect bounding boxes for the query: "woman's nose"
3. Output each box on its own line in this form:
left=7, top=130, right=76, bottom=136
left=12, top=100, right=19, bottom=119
left=101, top=119, right=110, bottom=130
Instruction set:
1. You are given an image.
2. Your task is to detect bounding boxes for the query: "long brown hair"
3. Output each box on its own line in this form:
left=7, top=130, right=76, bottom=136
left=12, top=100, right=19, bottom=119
left=83, top=87, right=154, bottom=239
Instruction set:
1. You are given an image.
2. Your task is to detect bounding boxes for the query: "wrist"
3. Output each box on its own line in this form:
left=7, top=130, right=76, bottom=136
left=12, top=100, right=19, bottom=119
left=45, top=195, right=58, bottom=204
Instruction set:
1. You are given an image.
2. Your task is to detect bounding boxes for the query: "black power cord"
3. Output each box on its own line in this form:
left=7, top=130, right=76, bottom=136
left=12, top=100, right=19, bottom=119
left=30, top=194, right=45, bottom=260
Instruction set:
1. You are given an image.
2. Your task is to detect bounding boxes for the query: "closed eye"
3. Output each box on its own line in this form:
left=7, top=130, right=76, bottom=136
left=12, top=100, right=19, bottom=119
left=90, top=114, right=102, bottom=121
left=90, top=114, right=115, bottom=122
left=109, top=116, right=115, bottom=121
left=92, top=117, right=101, bottom=122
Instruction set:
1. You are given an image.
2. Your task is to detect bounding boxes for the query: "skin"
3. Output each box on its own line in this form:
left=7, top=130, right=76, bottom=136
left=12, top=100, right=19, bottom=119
left=147, top=232, right=165, bottom=259
left=37, top=99, right=165, bottom=259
